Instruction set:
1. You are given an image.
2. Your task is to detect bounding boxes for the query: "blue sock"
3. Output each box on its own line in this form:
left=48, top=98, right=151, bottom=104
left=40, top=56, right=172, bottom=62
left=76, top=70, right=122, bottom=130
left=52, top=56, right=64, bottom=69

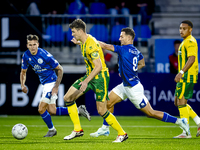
left=161, top=112, right=177, bottom=123
left=40, top=110, right=53, bottom=129
left=56, top=107, right=68, bottom=115
left=103, top=119, right=109, bottom=126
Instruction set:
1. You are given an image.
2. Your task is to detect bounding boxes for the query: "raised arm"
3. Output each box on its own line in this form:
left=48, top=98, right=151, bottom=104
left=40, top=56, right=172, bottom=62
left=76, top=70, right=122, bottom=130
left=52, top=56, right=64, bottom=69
left=98, top=41, right=115, bottom=52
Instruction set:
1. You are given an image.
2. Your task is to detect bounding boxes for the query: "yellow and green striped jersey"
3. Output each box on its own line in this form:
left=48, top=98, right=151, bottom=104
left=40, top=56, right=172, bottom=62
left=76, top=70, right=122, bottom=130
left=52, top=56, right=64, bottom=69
left=178, top=35, right=198, bottom=83
left=81, top=34, right=108, bottom=77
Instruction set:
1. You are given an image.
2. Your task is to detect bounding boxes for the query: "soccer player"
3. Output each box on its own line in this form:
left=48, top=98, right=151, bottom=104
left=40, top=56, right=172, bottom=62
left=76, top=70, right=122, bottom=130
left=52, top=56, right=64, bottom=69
left=63, top=19, right=128, bottom=143
left=20, top=34, right=90, bottom=137
left=81, top=27, right=189, bottom=138
left=173, top=20, right=200, bottom=138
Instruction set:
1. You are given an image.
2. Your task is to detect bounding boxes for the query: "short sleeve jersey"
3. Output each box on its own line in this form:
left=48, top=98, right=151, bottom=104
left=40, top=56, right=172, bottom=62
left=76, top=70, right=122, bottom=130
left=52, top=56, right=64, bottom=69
left=21, top=48, right=59, bottom=85
left=178, top=35, right=198, bottom=83
left=114, top=44, right=144, bottom=86
left=81, top=34, right=108, bottom=76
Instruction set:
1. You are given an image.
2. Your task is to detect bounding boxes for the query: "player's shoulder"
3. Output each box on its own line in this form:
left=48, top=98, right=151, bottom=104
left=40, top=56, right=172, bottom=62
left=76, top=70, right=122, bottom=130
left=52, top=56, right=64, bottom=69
left=185, top=35, right=197, bottom=45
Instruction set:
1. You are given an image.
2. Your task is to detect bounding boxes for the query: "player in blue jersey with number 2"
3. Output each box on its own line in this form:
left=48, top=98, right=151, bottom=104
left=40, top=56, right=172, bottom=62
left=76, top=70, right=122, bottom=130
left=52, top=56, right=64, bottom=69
left=20, top=34, right=90, bottom=137
left=85, top=27, right=190, bottom=138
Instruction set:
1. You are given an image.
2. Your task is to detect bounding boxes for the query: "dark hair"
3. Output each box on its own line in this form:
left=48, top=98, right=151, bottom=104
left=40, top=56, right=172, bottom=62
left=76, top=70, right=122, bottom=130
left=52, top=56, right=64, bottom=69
left=27, top=34, right=39, bottom=41
left=69, top=19, right=86, bottom=32
left=174, top=40, right=181, bottom=45
left=181, top=20, right=193, bottom=28
left=121, top=27, right=135, bottom=40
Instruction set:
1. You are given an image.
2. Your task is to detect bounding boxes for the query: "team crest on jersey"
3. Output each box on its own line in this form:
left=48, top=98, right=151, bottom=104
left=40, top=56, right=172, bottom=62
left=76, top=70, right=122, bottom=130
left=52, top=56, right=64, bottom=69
left=38, top=58, right=43, bottom=64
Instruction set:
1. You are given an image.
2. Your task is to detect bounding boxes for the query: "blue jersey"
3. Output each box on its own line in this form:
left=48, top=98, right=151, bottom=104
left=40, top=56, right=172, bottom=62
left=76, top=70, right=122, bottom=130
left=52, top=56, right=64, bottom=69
left=21, top=48, right=59, bottom=85
left=114, top=44, right=144, bottom=87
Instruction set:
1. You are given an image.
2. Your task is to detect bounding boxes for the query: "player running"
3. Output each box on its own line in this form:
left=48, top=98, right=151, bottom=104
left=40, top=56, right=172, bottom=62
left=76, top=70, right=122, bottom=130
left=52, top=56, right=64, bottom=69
left=20, top=34, right=90, bottom=137
left=63, top=19, right=128, bottom=143
left=72, top=27, right=190, bottom=138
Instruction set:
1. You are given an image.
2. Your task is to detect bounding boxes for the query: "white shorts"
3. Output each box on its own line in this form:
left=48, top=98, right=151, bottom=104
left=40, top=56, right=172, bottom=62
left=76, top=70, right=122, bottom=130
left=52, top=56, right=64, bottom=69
left=41, top=82, right=55, bottom=104
left=112, top=82, right=148, bottom=109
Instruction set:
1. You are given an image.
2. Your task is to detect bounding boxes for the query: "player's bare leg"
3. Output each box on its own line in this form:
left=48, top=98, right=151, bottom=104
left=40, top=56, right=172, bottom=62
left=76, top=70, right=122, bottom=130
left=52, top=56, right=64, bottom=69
left=64, top=86, right=84, bottom=140
left=39, top=102, right=57, bottom=137
left=90, top=91, right=122, bottom=137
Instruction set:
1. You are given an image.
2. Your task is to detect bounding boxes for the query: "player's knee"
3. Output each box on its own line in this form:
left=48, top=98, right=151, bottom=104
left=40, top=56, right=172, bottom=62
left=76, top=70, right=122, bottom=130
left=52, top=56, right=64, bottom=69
left=98, top=109, right=106, bottom=116
left=38, top=107, right=45, bottom=114
left=64, top=94, right=74, bottom=102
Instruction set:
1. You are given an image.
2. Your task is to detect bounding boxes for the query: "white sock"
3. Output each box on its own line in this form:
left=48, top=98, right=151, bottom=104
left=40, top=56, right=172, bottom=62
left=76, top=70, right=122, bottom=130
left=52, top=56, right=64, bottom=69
left=102, top=124, right=109, bottom=129
left=193, top=116, right=200, bottom=125
left=49, top=126, right=55, bottom=131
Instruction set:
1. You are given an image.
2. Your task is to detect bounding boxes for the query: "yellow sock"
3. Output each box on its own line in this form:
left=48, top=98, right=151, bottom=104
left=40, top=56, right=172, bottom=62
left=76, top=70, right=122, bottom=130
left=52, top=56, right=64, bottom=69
left=103, top=111, right=125, bottom=135
left=67, top=102, right=82, bottom=131
left=187, top=104, right=197, bottom=119
left=178, top=105, right=189, bottom=124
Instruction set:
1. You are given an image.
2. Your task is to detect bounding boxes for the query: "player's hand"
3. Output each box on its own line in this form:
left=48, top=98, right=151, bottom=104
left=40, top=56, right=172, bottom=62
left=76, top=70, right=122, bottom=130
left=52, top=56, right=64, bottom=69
left=174, top=73, right=182, bottom=82
left=21, top=85, right=28, bottom=93
left=71, top=38, right=81, bottom=45
left=51, top=87, right=58, bottom=96
left=79, top=81, right=88, bottom=92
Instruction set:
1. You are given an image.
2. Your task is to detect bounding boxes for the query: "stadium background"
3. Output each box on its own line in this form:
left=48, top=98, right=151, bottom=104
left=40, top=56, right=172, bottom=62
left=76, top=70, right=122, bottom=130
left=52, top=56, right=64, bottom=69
left=1, top=0, right=200, bottom=116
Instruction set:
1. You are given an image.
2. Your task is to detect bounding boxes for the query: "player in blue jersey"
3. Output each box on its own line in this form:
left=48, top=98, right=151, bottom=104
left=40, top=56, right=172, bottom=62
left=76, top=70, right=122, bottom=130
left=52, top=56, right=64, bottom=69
left=73, top=27, right=189, bottom=138
left=20, top=34, right=90, bottom=137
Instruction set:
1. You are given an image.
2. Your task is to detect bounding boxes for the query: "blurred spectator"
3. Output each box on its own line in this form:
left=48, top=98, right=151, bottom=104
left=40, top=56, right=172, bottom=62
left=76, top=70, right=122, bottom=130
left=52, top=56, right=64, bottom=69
left=102, top=48, right=118, bottom=72
left=68, top=0, right=86, bottom=14
left=168, top=40, right=182, bottom=74
left=133, top=0, right=155, bottom=24
left=26, top=0, right=40, bottom=15
left=107, top=1, right=130, bottom=15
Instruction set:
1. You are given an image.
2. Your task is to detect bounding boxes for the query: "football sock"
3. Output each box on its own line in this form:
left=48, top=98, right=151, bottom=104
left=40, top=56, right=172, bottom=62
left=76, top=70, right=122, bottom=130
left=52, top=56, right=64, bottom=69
left=56, top=107, right=68, bottom=115
left=40, top=110, right=53, bottom=129
left=66, top=102, right=82, bottom=131
left=187, top=104, right=200, bottom=125
left=161, top=112, right=177, bottom=123
left=103, top=119, right=109, bottom=126
left=187, top=104, right=197, bottom=118
left=178, top=105, right=189, bottom=124
left=102, top=110, right=125, bottom=135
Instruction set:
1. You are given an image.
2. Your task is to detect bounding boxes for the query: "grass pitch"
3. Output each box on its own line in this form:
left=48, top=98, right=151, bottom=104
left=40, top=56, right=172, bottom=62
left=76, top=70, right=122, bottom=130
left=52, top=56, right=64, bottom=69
left=0, top=115, right=199, bottom=150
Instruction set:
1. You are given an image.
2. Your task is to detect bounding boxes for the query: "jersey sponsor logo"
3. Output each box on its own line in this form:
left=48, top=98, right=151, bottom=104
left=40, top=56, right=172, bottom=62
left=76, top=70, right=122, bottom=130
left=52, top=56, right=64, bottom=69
left=38, top=58, right=43, bottom=64
left=34, top=64, right=41, bottom=70
left=29, top=58, right=31, bottom=61
left=129, top=49, right=138, bottom=55
left=96, top=89, right=103, bottom=93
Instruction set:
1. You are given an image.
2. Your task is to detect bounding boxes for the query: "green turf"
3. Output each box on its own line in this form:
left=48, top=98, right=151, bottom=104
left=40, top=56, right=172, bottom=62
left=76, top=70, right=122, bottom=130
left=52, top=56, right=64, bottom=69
left=0, top=115, right=199, bottom=150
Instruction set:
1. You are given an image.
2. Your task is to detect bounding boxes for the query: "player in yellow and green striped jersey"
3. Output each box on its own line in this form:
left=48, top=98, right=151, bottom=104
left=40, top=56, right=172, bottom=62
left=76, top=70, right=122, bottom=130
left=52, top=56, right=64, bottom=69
left=63, top=19, right=127, bottom=143
left=174, top=20, right=200, bottom=138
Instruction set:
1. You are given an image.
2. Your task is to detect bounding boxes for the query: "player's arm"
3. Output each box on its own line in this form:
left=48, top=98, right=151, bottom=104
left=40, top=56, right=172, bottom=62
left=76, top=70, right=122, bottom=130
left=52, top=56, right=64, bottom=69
left=79, top=52, right=102, bottom=92
left=52, top=64, right=63, bottom=95
left=98, top=41, right=115, bottom=52
left=20, top=69, right=28, bottom=93
left=138, top=58, right=145, bottom=70
left=174, top=56, right=195, bottom=82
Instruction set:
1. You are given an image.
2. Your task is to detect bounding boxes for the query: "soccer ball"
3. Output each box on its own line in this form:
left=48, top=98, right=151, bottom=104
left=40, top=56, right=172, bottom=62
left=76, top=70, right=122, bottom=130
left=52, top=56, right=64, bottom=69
left=12, top=124, right=28, bottom=140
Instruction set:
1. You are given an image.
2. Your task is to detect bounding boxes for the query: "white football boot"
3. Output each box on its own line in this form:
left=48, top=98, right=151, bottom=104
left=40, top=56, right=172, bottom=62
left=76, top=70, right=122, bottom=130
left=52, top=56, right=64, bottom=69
left=90, top=125, right=110, bottom=137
